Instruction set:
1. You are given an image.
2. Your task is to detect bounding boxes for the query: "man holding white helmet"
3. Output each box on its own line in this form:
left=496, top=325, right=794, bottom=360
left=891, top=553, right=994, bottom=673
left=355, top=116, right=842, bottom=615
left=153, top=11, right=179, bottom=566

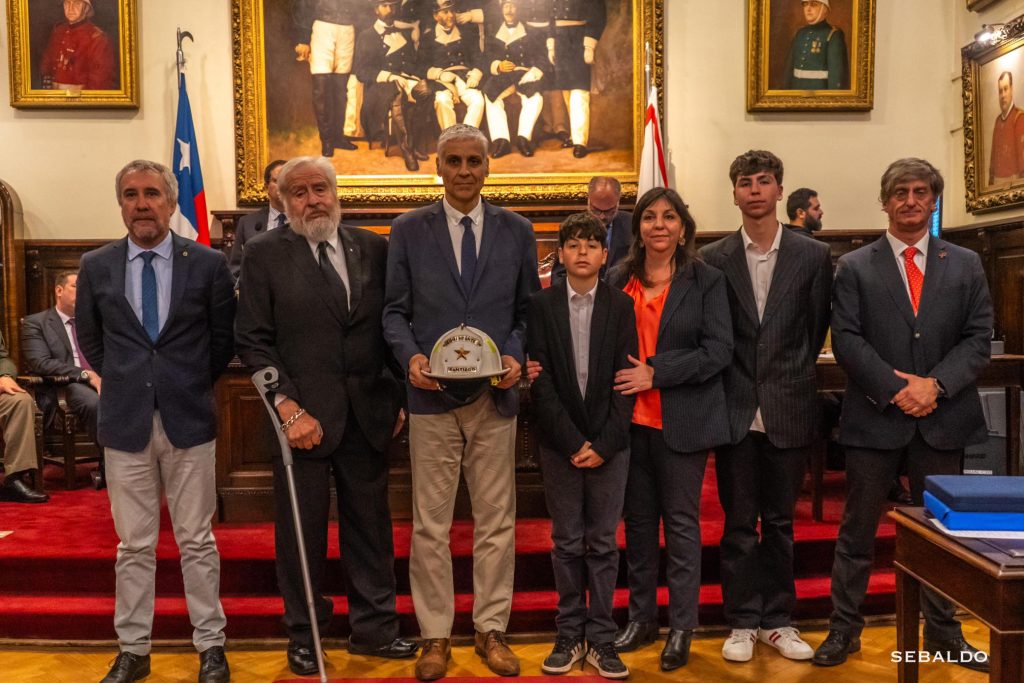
left=383, top=123, right=540, bottom=681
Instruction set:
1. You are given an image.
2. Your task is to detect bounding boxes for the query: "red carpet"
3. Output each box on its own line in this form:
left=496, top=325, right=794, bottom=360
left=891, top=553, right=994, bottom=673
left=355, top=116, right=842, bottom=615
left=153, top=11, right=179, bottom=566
left=0, top=459, right=896, bottom=641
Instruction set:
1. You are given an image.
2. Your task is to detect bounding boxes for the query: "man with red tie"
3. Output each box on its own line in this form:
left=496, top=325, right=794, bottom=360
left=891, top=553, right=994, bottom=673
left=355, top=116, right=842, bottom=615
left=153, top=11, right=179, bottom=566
left=814, top=158, right=992, bottom=672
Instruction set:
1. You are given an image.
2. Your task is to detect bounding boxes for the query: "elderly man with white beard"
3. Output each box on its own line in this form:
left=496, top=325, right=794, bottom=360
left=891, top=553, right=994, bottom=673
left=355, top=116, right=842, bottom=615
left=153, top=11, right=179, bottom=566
left=235, top=156, right=415, bottom=676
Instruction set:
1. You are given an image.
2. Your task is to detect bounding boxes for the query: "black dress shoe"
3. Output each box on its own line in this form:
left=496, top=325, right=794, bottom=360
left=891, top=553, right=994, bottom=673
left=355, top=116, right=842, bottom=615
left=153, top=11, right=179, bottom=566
left=91, top=468, right=107, bottom=490
left=335, top=137, right=358, bottom=151
left=923, top=634, right=990, bottom=673
left=490, top=139, right=511, bottom=159
left=400, top=146, right=420, bottom=172
left=887, top=479, right=913, bottom=505
left=515, top=136, right=535, bottom=157
left=287, top=642, right=319, bottom=676
left=100, top=651, right=150, bottom=683
left=811, top=629, right=860, bottom=667
left=557, top=131, right=572, bottom=148
left=0, top=477, right=49, bottom=504
left=613, top=620, right=658, bottom=652
left=660, top=629, right=692, bottom=671
left=198, top=646, right=230, bottom=683
left=572, top=144, right=588, bottom=158
left=349, top=636, right=419, bottom=659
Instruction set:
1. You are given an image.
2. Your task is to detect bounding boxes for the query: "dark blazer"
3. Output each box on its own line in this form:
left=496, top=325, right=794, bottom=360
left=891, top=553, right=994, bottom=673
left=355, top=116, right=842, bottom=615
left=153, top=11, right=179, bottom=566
left=21, top=307, right=84, bottom=424
left=21, top=308, right=81, bottom=377
left=700, top=227, right=833, bottom=449
left=527, top=280, right=637, bottom=461
left=227, top=207, right=270, bottom=280
left=609, top=259, right=733, bottom=453
left=383, top=199, right=541, bottom=416
left=236, top=224, right=402, bottom=456
left=75, top=233, right=236, bottom=453
left=551, top=209, right=632, bottom=285
left=831, top=235, right=992, bottom=451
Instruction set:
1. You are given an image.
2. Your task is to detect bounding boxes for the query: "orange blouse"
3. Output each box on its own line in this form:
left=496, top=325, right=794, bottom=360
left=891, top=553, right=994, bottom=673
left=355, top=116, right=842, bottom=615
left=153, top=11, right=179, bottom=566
left=625, top=276, right=669, bottom=429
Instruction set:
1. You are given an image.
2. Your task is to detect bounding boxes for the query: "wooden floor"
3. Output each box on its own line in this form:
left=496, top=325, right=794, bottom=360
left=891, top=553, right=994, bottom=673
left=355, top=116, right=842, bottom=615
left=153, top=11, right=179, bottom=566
left=1, top=620, right=991, bottom=682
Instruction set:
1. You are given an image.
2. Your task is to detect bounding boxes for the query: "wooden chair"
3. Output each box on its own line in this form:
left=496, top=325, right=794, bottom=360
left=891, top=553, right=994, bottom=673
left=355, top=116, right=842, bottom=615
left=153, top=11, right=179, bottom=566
left=16, top=374, right=102, bottom=491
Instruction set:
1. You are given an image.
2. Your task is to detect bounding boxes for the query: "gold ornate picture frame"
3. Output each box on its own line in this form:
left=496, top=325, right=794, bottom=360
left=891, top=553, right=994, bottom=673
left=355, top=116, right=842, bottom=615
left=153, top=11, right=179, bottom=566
left=747, top=0, right=875, bottom=112
left=232, top=0, right=664, bottom=206
left=962, top=13, right=1024, bottom=214
left=6, top=0, right=139, bottom=109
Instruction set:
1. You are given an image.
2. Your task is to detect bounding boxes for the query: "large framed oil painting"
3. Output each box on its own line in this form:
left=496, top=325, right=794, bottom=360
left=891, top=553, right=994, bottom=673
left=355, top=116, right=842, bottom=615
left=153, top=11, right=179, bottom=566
left=232, top=0, right=664, bottom=205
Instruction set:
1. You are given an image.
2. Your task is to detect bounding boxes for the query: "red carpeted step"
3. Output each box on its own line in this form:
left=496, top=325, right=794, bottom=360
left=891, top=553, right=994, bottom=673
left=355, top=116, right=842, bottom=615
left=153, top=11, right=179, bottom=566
left=0, top=572, right=896, bottom=641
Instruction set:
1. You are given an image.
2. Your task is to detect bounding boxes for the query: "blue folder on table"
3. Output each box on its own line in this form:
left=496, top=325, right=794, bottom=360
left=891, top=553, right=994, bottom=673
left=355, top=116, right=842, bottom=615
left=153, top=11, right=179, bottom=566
left=924, top=475, right=1024, bottom=531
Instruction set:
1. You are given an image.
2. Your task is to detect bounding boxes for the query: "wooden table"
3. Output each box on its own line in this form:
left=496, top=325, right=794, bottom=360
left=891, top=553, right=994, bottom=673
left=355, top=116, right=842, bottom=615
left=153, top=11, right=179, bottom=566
left=809, top=354, right=1024, bottom=521
left=892, top=507, right=1024, bottom=682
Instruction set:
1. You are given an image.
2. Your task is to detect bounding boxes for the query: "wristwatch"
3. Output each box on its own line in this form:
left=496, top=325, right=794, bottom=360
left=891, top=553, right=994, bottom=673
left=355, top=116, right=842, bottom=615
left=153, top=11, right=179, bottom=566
left=932, top=377, right=946, bottom=398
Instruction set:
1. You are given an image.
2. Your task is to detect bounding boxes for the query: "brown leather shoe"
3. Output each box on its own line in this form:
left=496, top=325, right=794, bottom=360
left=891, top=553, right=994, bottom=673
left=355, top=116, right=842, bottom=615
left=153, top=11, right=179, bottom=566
left=415, top=638, right=451, bottom=681
left=474, top=630, right=520, bottom=676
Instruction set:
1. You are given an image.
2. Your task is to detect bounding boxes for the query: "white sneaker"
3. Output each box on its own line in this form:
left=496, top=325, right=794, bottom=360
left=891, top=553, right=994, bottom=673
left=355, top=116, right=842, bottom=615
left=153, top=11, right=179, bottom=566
left=758, top=626, right=814, bottom=660
left=722, top=629, right=757, bottom=662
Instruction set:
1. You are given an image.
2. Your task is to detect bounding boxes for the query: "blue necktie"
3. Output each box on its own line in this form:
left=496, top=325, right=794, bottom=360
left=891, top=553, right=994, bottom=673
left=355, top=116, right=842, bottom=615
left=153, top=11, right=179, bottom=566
left=605, top=221, right=613, bottom=251
left=140, top=251, right=159, bottom=342
left=275, top=213, right=286, bottom=230
left=460, top=215, right=477, bottom=293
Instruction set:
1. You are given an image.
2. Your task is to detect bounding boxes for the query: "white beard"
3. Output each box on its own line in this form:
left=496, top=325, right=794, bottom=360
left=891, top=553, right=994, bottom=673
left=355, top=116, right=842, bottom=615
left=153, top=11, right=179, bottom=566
left=290, top=212, right=339, bottom=242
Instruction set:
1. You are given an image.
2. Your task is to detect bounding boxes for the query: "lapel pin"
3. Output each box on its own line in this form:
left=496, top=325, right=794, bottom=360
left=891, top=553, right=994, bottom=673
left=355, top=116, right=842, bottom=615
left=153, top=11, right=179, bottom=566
left=182, top=250, right=189, bottom=257
left=938, top=251, right=946, bottom=259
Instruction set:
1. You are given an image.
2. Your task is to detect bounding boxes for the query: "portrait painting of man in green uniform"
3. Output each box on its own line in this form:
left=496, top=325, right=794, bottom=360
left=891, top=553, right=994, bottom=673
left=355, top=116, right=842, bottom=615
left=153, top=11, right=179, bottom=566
left=780, top=0, right=849, bottom=90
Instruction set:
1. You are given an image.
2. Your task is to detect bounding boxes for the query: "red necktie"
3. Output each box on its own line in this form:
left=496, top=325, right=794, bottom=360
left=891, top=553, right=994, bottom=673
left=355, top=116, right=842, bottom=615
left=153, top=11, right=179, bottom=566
left=903, top=246, right=923, bottom=314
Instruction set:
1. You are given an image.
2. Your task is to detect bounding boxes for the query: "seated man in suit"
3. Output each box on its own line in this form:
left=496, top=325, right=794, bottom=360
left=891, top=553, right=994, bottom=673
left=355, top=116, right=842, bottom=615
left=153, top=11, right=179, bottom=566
left=228, top=160, right=286, bottom=281
left=21, top=269, right=104, bottom=488
left=0, top=329, right=47, bottom=503
left=550, top=176, right=632, bottom=285
left=813, top=158, right=991, bottom=672
left=481, top=0, right=547, bottom=159
left=420, top=0, right=486, bottom=132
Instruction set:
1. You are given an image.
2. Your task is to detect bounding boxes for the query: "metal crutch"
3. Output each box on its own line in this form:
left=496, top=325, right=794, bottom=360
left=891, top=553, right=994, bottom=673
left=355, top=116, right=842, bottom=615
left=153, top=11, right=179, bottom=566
left=252, top=367, right=329, bottom=683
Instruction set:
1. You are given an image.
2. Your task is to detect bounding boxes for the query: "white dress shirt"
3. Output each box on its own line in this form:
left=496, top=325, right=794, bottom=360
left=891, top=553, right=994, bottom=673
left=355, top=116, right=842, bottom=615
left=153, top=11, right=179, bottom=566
left=567, top=280, right=598, bottom=397
left=740, top=222, right=783, bottom=433
left=56, top=308, right=81, bottom=368
left=268, top=207, right=285, bottom=230
left=885, top=230, right=929, bottom=298
left=442, top=197, right=484, bottom=274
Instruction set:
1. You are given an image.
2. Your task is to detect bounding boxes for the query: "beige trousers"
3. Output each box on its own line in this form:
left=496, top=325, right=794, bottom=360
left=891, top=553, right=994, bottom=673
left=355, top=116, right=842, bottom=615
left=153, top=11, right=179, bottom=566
left=408, top=392, right=517, bottom=638
left=0, top=391, right=37, bottom=475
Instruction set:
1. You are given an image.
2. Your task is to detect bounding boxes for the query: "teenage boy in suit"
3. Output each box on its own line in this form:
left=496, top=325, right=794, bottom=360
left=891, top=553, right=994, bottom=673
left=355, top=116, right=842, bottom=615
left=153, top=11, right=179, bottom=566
left=527, top=212, right=637, bottom=680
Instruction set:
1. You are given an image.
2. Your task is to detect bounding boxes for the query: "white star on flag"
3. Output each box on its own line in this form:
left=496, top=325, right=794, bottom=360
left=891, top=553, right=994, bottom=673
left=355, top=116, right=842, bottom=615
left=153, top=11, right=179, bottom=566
left=176, top=139, right=191, bottom=172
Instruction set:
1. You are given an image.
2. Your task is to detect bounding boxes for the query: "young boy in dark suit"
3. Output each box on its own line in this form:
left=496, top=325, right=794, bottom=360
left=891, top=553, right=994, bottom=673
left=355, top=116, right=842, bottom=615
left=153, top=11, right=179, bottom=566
left=528, top=213, right=638, bottom=679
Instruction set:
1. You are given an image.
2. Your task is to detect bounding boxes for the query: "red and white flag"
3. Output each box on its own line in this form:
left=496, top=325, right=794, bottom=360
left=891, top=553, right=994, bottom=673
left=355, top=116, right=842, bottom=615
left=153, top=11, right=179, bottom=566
left=637, top=85, right=668, bottom=199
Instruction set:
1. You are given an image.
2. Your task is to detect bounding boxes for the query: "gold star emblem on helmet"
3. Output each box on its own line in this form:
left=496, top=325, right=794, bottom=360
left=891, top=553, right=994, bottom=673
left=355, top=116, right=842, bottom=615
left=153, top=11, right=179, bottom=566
left=454, top=346, right=471, bottom=360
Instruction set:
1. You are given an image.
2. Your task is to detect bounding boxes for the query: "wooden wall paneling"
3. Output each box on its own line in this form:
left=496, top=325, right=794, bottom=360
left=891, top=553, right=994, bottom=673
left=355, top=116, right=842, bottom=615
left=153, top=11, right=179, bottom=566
left=0, top=180, right=27, bottom=361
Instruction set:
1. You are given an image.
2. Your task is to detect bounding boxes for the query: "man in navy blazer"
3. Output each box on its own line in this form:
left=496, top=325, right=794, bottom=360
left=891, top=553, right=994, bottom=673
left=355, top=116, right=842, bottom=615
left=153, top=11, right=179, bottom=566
left=383, top=123, right=540, bottom=681
left=813, top=158, right=992, bottom=671
left=76, top=160, right=235, bottom=683
left=227, top=159, right=286, bottom=281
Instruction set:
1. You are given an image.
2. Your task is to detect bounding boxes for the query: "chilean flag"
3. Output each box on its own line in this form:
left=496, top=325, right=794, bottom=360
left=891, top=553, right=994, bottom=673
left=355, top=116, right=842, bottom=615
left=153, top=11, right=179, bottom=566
left=637, top=85, right=668, bottom=199
left=170, top=73, right=210, bottom=245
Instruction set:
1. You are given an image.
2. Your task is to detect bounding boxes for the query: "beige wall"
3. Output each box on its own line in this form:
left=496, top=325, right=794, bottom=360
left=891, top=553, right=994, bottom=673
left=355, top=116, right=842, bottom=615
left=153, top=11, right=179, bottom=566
left=0, top=1, right=1015, bottom=238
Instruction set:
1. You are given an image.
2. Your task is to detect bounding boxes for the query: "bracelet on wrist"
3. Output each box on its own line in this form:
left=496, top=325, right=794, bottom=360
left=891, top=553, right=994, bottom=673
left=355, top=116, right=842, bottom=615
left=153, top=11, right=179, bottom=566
left=281, top=408, right=306, bottom=432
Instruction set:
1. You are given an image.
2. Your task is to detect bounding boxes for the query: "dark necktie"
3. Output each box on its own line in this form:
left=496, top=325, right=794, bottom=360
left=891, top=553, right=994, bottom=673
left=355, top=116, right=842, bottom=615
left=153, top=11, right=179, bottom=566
left=67, top=317, right=92, bottom=371
left=140, top=251, right=159, bottom=342
left=605, top=221, right=613, bottom=251
left=317, top=241, right=350, bottom=316
left=460, top=215, right=477, bottom=293
left=274, top=213, right=286, bottom=230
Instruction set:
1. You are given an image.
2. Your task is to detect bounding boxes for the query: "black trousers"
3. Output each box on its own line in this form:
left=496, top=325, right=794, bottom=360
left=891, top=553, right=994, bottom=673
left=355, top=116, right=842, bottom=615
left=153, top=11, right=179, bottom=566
left=715, top=431, right=807, bottom=629
left=272, top=410, right=399, bottom=647
left=623, top=425, right=707, bottom=631
left=540, top=443, right=628, bottom=644
left=829, top=431, right=963, bottom=640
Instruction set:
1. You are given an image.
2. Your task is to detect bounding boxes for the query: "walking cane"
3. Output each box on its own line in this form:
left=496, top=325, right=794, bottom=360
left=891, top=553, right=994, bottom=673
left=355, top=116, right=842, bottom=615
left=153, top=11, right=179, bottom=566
left=252, top=367, right=329, bottom=683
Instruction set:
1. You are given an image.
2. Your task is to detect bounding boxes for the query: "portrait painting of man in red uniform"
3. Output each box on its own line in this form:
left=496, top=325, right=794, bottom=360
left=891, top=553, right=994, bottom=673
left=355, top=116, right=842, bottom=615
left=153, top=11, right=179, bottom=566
left=35, top=0, right=118, bottom=91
